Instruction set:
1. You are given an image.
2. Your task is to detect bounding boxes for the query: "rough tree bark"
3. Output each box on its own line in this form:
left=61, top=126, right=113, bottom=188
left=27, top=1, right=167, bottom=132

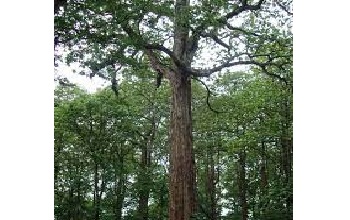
left=281, top=87, right=293, bottom=220
left=169, top=71, right=197, bottom=220
left=168, top=1, right=197, bottom=219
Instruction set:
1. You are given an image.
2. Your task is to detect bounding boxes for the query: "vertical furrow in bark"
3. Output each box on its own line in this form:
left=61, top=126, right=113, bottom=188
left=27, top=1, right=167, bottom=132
left=169, top=74, right=195, bottom=220
left=169, top=0, right=197, bottom=219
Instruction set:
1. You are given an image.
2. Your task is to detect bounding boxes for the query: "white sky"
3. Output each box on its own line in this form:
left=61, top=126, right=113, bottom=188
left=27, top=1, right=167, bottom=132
left=55, top=61, right=109, bottom=93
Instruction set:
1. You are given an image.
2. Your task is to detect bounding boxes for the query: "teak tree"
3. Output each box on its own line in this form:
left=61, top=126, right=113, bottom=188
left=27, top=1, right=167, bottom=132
left=55, top=0, right=292, bottom=219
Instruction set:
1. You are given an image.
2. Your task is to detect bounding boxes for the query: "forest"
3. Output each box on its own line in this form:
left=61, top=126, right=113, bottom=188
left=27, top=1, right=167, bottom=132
left=54, top=0, right=292, bottom=220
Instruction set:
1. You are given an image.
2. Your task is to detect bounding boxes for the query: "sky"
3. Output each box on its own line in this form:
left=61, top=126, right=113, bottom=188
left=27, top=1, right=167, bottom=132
left=55, top=62, right=108, bottom=93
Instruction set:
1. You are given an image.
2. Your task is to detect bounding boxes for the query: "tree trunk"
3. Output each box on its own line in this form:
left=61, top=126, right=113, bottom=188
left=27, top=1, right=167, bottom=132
left=158, top=176, right=167, bottom=220
left=169, top=72, right=197, bottom=220
left=281, top=87, right=292, bottom=219
left=238, top=150, right=248, bottom=220
left=77, top=180, right=82, bottom=220
left=93, top=163, right=101, bottom=220
left=137, top=145, right=151, bottom=220
left=282, top=137, right=292, bottom=219
left=54, top=143, right=61, bottom=192
left=137, top=114, right=156, bottom=220
left=168, top=0, right=197, bottom=219
left=114, top=152, right=125, bottom=220
left=68, top=186, right=74, bottom=220
left=260, top=141, right=268, bottom=219
left=114, top=176, right=124, bottom=220
left=205, top=146, right=218, bottom=220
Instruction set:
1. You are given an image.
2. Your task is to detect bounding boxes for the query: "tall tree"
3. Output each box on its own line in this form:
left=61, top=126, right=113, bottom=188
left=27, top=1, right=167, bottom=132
left=55, top=1, right=292, bottom=219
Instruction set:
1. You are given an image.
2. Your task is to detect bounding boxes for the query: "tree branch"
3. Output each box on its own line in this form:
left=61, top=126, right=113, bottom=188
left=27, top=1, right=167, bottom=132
left=223, top=0, right=264, bottom=21
left=226, top=23, right=261, bottom=37
left=190, top=55, right=289, bottom=84
left=200, top=32, right=231, bottom=50
left=144, top=49, right=173, bottom=83
left=144, top=44, right=177, bottom=62
left=189, top=0, right=265, bottom=58
left=275, top=1, right=293, bottom=16
left=192, top=77, right=224, bottom=114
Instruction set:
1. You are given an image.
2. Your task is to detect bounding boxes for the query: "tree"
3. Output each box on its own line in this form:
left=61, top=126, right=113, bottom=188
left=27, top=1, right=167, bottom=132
left=55, top=70, right=293, bottom=219
left=55, top=1, right=292, bottom=219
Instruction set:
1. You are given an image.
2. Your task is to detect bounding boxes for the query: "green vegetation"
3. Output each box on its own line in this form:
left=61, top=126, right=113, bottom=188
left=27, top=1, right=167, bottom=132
left=55, top=0, right=292, bottom=219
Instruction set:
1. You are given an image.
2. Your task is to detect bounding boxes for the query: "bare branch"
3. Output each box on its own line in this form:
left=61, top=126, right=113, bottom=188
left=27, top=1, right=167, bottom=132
left=144, top=44, right=177, bottom=61
left=223, top=0, right=264, bottom=21
left=120, top=22, right=189, bottom=74
left=192, top=77, right=224, bottom=114
left=259, top=65, right=288, bottom=84
left=189, top=0, right=265, bottom=56
left=275, top=1, right=293, bottom=16
left=191, top=60, right=261, bottom=77
left=200, top=32, right=231, bottom=49
left=190, top=55, right=289, bottom=84
left=226, top=23, right=261, bottom=37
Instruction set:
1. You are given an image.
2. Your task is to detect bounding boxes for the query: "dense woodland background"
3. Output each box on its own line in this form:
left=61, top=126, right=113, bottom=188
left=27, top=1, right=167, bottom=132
left=54, top=70, right=292, bottom=219
left=54, top=0, right=292, bottom=219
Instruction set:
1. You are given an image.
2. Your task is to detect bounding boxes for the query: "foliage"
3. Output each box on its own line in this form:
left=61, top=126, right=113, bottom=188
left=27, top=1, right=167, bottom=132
left=55, top=0, right=293, bottom=219
left=55, top=69, right=292, bottom=219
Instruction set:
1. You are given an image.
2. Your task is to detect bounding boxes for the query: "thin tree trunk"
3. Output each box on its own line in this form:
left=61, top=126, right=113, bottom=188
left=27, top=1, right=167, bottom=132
left=54, top=143, right=61, bottom=192
left=137, top=145, right=151, bottom=220
left=205, top=146, right=218, bottom=220
left=260, top=141, right=268, bottom=190
left=93, top=163, right=101, bottom=220
left=137, top=114, right=156, bottom=220
left=281, top=87, right=292, bottom=219
left=68, top=180, right=74, bottom=220
left=158, top=169, right=167, bottom=220
left=97, top=176, right=106, bottom=220
left=282, top=137, right=292, bottom=219
left=114, top=175, right=125, bottom=220
left=114, top=151, right=125, bottom=220
left=260, top=141, right=268, bottom=219
left=238, top=150, right=248, bottom=220
left=77, top=179, right=82, bottom=220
